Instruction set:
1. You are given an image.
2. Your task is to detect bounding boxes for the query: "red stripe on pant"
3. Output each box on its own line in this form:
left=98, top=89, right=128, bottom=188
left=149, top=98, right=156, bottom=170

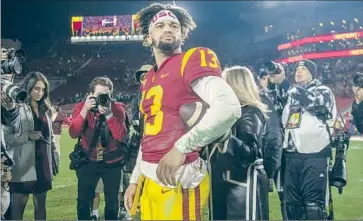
left=182, top=189, right=189, bottom=220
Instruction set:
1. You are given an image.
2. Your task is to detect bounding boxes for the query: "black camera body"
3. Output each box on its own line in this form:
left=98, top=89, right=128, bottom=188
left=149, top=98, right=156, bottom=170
left=330, top=130, right=349, bottom=194
left=1, top=48, right=26, bottom=75
left=90, top=94, right=111, bottom=112
left=262, top=61, right=287, bottom=76
left=352, top=72, right=363, bottom=88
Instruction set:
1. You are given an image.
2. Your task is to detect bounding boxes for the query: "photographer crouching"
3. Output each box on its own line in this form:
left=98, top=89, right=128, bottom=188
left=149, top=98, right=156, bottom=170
left=351, top=72, right=363, bottom=133
left=269, top=60, right=337, bottom=220
left=69, top=76, right=128, bottom=220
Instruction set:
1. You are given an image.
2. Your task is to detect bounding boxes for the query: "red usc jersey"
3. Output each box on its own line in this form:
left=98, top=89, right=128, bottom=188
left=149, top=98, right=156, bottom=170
left=139, top=47, right=222, bottom=164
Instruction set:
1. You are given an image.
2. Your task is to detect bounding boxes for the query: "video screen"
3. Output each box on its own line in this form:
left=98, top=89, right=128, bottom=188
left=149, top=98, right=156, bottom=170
left=71, top=15, right=140, bottom=37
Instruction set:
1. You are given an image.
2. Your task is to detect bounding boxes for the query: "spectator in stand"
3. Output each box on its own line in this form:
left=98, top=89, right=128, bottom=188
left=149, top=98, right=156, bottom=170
left=51, top=106, right=65, bottom=156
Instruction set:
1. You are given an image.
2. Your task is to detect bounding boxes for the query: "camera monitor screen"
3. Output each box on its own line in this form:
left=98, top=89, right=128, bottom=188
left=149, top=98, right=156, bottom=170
left=71, top=15, right=142, bottom=43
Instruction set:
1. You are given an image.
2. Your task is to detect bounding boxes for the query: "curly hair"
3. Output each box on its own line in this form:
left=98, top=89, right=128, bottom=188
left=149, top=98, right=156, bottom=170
left=136, top=3, right=196, bottom=45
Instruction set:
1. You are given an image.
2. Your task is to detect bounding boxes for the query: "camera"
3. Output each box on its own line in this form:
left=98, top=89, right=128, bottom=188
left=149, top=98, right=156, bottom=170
left=1, top=48, right=26, bottom=75
left=262, top=61, right=287, bottom=76
left=330, top=130, right=349, bottom=194
left=352, top=72, right=363, bottom=88
left=90, top=93, right=111, bottom=112
left=1, top=144, right=14, bottom=168
left=1, top=78, right=27, bottom=103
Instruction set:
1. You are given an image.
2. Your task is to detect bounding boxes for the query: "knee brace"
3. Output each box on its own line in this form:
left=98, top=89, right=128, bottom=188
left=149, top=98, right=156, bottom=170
left=305, top=202, right=327, bottom=220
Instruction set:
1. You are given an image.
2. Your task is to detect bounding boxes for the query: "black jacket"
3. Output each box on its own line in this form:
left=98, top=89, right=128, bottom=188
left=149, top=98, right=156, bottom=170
left=351, top=101, right=363, bottom=133
left=213, top=105, right=266, bottom=183
left=235, top=105, right=266, bottom=164
left=260, top=94, right=283, bottom=178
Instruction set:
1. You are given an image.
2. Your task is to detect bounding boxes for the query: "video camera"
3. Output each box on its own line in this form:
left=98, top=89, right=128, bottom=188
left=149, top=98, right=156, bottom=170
left=1, top=48, right=26, bottom=75
left=90, top=93, right=111, bottom=112
left=1, top=48, right=27, bottom=103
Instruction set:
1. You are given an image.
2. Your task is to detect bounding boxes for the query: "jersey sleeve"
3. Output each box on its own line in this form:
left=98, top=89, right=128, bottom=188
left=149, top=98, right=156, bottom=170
left=181, top=47, right=222, bottom=93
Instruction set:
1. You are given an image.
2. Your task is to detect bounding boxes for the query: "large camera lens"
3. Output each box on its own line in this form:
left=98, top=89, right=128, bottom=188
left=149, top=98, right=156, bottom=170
left=1, top=79, right=27, bottom=102
left=98, top=94, right=110, bottom=106
left=263, top=61, right=282, bottom=75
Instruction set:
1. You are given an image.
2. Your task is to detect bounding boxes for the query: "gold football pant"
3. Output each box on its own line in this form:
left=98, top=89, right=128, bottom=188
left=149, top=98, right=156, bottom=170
left=140, top=174, right=210, bottom=220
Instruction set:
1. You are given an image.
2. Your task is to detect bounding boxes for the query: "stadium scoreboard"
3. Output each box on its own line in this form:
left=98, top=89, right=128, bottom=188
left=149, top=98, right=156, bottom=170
left=70, top=15, right=143, bottom=43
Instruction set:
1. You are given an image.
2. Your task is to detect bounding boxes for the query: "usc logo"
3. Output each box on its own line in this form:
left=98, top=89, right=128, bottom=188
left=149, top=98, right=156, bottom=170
left=152, top=11, right=177, bottom=24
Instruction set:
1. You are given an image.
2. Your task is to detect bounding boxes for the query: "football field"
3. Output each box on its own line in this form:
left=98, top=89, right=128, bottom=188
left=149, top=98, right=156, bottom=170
left=21, top=129, right=363, bottom=220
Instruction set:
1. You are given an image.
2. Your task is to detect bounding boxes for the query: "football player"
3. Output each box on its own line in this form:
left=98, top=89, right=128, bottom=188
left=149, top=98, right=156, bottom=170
left=123, top=3, right=241, bottom=220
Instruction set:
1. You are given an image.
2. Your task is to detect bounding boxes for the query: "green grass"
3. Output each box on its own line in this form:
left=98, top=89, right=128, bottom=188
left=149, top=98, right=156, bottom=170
left=22, top=129, right=363, bottom=220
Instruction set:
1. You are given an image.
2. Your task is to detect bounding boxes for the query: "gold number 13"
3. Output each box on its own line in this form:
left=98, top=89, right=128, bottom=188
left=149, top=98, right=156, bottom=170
left=199, top=49, right=219, bottom=69
left=140, top=85, right=164, bottom=136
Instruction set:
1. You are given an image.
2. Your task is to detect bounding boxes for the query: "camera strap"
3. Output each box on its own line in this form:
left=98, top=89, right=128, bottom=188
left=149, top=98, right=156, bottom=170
left=90, top=115, right=105, bottom=150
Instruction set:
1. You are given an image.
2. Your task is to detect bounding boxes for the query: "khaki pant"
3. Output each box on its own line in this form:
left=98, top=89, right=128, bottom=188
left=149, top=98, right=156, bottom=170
left=54, top=135, right=61, bottom=155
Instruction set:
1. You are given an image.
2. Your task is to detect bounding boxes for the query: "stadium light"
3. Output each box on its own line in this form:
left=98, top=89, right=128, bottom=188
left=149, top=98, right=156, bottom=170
left=354, top=18, right=359, bottom=23
left=330, top=21, right=335, bottom=25
left=342, top=20, right=346, bottom=24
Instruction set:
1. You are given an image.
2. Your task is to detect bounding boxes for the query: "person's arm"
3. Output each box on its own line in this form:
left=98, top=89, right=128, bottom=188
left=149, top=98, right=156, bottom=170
left=174, top=76, right=241, bottom=153
left=279, top=80, right=334, bottom=113
left=69, top=102, right=87, bottom=139
left=129, top=148, right=142, bottom=184
left=106, top=102, right=127, bottom=141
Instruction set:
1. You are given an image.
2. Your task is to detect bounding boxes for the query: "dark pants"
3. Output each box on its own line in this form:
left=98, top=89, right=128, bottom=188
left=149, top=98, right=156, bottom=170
left=76, top=162, right=122, bottom=220
left=284, top=156, right=329, bottom=220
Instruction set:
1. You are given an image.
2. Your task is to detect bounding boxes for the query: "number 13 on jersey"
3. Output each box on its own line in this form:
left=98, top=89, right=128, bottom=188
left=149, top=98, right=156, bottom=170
left=139, top=85, right=164, bottom=136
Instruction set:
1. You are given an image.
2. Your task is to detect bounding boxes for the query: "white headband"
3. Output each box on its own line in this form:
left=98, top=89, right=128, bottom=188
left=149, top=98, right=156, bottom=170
left=149, top=10, right=180, bottom=33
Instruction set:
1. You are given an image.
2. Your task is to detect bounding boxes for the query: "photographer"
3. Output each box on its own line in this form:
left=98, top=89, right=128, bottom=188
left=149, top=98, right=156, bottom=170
left=257, top=72, right=286, bottom=219
left=351, top=72, right=363, bottom=133
left=69, top=76, right=128, bottom=220
left=1, top=47, right=22, bottom=220
left=269, top=60, right=337, bottom=220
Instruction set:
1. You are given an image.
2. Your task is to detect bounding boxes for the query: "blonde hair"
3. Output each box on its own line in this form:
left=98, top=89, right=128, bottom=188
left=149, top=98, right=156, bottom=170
left=222, top=66, right=270, bottom=118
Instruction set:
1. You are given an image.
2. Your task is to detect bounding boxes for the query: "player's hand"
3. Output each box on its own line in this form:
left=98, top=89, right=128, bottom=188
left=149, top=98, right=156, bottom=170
left=82, top=95, right=97, bottom=112
left=124, top=183, right=137, bottom=213
left=269, top=63, right=286, bottom=85
left=1, top=91, right=15, bottom=111
left=156, top=147, right=186, bottom=186
left=28, top=131, right=42, bottom=140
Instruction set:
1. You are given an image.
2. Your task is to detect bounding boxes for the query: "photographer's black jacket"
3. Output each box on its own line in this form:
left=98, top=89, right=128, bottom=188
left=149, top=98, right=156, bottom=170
left=260, top=94, right=283, bottom=178
left=351, top=101, right=363, bottom=133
